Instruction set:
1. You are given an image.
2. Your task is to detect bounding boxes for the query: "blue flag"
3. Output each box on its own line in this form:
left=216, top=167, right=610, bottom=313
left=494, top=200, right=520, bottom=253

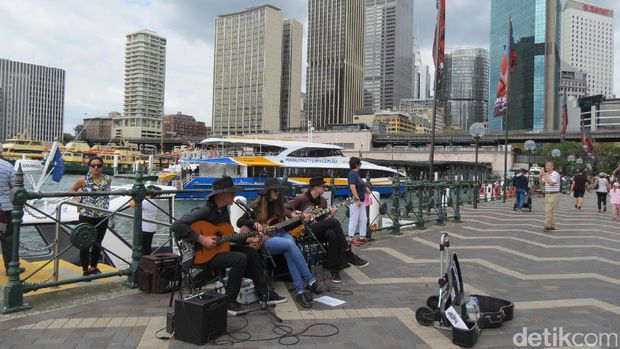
left=52, top=148, right=65, bottom=182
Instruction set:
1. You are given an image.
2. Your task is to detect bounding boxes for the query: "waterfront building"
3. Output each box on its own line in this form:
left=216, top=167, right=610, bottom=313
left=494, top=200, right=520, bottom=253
left=560, top=0, right=614, bottom=98
left=114, top=30, right=167, bottom=140
left=84, top=114, right=114, bottom=140
left=163, top=112, right=209, bottom=138
left=363, top=0, right=414, bottom=111
left=0, top=59, right=65, bottom=143
left=212, top=5, right=302, bottom=134
left=438, top=48, right=489, bottom=130
left=306, top=0, right=365, bottom=128
left=487, top=0, right=561, bottom=132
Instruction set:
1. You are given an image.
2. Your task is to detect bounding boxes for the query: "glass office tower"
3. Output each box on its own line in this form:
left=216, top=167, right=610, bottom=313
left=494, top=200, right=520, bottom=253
left=488, top=0, right=560, bottom=132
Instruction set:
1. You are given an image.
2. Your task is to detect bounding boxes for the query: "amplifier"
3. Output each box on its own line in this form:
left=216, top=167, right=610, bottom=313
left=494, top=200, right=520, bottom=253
left=136, top=253, right=180, bottom=293
left=174, top=292, right=228, bottom=345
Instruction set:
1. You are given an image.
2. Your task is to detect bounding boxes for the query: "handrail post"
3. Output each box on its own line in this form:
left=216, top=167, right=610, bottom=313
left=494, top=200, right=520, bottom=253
left=2, top=165, right=31, bottom=314
left=417, top=181, right=425, bottom=229
left=390, top=173, right=401, bottom=235
left=124, top=169, right=146, bottom=288
left=437, top=182, right=445, bottom=225
left=454, top=182, right=461, bottom=222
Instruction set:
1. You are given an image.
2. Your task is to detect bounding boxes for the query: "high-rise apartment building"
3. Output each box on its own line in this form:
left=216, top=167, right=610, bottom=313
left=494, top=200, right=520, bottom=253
left=114, top=30, right=167, bottom=140
left=488, top=0, right=561, bottom=132
left=363, top=0, right=414, bottom=111
left=212, top=5, right=302, bottom=135
left=560, top=0, right=613, bottom=98
left=306, top=0, right=365, bottom=128
left=438, top=48, right=489, bottom=130
left=0, top=59, right=65, bottom=142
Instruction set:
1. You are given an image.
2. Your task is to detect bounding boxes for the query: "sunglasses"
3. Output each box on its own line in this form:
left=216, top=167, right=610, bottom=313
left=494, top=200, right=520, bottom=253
left=90, top=164, right=103, bottom=168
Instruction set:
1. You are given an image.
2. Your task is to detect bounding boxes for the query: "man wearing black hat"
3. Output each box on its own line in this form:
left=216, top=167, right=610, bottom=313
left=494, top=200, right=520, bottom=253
left=286, top=176, right=368, bottom=283
left=171, top=176, right=286, bottom=315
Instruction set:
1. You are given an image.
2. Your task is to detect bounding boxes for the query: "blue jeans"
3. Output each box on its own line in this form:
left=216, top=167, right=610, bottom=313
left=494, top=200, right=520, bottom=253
left=516, top=188, right=526, bottom=209
left=263, top=230, right=315, bottom=293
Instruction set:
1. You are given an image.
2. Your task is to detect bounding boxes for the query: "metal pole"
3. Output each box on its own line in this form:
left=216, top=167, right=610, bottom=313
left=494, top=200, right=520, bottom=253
left=474, top=136, right=479, bottom=209
left=502, top=17, right=513, bottom=204
left=428, top=0, right=442, bottom=182
left=124, top=169, right=145, bottom=288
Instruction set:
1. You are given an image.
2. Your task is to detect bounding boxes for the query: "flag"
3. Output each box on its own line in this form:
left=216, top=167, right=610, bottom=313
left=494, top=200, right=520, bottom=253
left=493, top=18, right=517, bottom=117
left=51, top=148, right=65, bottom=182
left=432, top=0, right=445, bottom=89
left=561, top=94, right=568, bottom=141
left=580, top=115, right=594, bottom=155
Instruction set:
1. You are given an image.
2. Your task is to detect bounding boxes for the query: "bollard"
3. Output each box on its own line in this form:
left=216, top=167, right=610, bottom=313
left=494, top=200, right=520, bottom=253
left=2, top=166, right=31, bottom=314
left=124, top=170, right=146, bottom=289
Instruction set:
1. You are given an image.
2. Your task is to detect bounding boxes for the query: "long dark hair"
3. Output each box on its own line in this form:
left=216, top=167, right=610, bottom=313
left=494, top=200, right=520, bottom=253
left=251, top=190, right=285, bottom=225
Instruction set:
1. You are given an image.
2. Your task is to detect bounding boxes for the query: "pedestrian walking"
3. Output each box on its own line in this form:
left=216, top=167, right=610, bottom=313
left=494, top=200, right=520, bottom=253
left=540, top=162, right=561, bottom=231
left=571, top=168, right=589, bottom=210
left=591, top=172, right=610, bottom=213
left=512, top=169, right=529, bottom=211
left=609, top=182, right=620, bottom=221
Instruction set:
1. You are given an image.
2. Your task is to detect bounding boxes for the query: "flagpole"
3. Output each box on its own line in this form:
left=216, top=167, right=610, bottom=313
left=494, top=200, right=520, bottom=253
left=428, top=0, right=442, bottom=182
left=502, top=17, right=512, bottom=203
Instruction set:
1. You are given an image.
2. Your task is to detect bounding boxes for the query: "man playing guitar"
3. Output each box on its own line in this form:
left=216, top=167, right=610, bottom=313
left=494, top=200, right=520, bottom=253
left=286, top=176, right=369, bottom=283
left=171, top=176, right=286, bottom=316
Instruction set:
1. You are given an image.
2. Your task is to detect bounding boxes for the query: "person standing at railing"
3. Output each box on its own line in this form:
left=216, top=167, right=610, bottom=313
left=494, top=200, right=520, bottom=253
left=0, top=144, right=22, bottom=276
left=348, top=157, right=371, bottom=246
left=70, top=156, right=112, bottom=276
left=129, top=185, right=161, bottom=255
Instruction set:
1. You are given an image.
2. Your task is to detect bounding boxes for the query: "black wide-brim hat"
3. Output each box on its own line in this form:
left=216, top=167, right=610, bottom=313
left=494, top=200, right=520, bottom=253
left=308, top=176, right=326, bottom=188
left=259, top=177, right=289, bottom=196
left=207, top=176, right=243, bottom=198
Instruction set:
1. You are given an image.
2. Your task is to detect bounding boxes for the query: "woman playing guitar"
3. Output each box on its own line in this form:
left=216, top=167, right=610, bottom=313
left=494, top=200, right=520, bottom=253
left=237, top=178, right=325, bottom=309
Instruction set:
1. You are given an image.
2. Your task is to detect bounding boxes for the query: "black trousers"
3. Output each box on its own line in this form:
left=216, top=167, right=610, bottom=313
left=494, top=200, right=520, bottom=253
left=194, top=244, right=268, bottom=303
left=142, top=231, right=155, bottom=255
left=596, top=192, right=608, bottom=210
left=1, top=210, right=13, bottom=271
left=78, top=215, right=109, bottom=271
left=309, top=217, right=348, bottom=270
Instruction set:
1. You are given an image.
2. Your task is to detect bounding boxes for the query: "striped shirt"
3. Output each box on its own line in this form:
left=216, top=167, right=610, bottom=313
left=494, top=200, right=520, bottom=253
left=544, top=170, right=561, bottom=193
left=0, top=158, right=16, bottom=211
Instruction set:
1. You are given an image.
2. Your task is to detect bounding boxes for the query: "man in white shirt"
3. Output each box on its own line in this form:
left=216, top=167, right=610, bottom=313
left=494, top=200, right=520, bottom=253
left=539, top=162, right=561, bottom=231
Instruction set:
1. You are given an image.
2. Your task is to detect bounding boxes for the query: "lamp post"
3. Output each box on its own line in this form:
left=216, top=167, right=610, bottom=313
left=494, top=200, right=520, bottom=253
left=469, top=122, right=486, bottom=209
left=524, top=140, right=536, bottom=171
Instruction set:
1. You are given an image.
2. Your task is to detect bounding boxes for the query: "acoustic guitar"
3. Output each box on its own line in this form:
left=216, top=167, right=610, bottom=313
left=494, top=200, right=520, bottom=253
left=287, top=197, right=357, bottom=239
left=188, top=215, right=307, bottom=264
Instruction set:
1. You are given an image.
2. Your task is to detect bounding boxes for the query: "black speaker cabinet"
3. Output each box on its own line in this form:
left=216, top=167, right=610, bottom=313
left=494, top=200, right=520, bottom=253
left=174, top=292, right=228, bottom=345
left=136, top=253, right=180, bottom=293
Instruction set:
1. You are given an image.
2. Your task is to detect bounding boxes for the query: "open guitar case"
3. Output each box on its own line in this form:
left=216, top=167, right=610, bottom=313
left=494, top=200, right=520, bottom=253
left=415, top=234, right=514, bottom=348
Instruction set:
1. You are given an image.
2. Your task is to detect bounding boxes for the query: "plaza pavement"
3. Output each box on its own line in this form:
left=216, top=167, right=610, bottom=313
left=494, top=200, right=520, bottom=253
left=1, top=192, right=618, bottom=348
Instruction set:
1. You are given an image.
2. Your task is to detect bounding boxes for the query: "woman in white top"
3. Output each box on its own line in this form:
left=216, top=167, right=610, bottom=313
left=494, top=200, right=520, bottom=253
left=592, top=173, right=610, bottom=213
left=129, top=185, right=161, bottom=255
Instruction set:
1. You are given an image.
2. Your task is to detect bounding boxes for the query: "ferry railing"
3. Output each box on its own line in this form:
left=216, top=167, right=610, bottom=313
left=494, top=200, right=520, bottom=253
left=2, top=167, right=228, bottom=314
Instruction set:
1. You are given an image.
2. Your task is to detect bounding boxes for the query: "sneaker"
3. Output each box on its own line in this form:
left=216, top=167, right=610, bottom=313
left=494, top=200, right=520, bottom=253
left=578, top=206, right=581, bottom=210
left=543, top=226, right=551, bottom=231
left=330, top=270, right=342, bottom=283
left=295, top=291, right=313, bottom=308
left=575, top=204, right=577, bottom=208
left=603, top=206, right=607, bottom=212
left=307, top=280, right=324, bottom=295
left=351, top=255, right=369, bottom=268
left=357, top=237, right=369, bottom=244
left=263, top=291, right=287, bottom=305
left=82, top=270, right=91, bottom=277
left=89, top=267, right=102, bottom=275
left=227, top=301, right=245, bottom=316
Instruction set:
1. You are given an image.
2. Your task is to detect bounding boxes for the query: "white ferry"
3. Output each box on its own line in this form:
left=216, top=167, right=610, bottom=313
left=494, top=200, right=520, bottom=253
left=170, top=137, right=402, bottom=198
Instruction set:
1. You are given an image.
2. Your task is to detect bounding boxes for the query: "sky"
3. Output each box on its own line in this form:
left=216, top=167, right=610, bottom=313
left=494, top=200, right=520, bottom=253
left=1, top=0, right=619, bottom=134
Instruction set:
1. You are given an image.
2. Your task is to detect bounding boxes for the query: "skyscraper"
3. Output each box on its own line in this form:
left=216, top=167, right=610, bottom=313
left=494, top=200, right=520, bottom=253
left=488, top=0, right=561, bottom=132
left=560, top=0, right=614, bottom=98
left=306, top=0, right=365, bottom=128
left=0, top=59, right=65, bottom=142
left=438, top=48, right=489, bottom=130
left=115, top=30, right=167, bottom=140
left=212, top=5, right=302, bottom=134
left=363, top=0, right=414, bottom=111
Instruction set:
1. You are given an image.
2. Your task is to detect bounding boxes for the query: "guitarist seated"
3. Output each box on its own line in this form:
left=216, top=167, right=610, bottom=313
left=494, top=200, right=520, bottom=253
left=237, top=178, right=325, bottom=309
left=285, top=176, right=369, bottom=284
left=171, top=176, right=286, bottom=316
